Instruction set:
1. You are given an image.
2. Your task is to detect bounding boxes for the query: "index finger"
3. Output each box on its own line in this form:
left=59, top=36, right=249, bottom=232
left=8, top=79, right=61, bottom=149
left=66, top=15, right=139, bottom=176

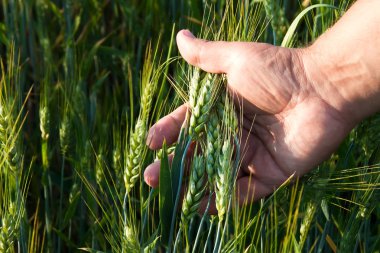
left=146, top=104, right=188, bottom=150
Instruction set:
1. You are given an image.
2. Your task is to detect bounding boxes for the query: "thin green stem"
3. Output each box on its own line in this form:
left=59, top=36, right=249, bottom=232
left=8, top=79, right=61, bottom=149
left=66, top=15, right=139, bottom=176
left=57, top=157, right=65, bottom=253
left=213, top=220, right=223, bottom=253
left=173, top=226, right=182, bottom=253
left=140, top=189, right=155, bottom=244
left=167, top=138, right=191, bottom=252
left=203, top=218, right=215, bottom=253
left=42, top=140, right=52, bottom=252
left=192, top=193, right=213, bottom=253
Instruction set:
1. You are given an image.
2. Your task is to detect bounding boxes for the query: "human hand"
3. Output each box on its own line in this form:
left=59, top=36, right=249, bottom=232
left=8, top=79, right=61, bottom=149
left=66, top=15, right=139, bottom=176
left=143, top=29, right=357, bottom=213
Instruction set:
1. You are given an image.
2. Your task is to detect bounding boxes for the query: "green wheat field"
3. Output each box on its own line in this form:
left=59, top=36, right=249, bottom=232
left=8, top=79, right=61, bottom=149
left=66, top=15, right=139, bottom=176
left=0, top=0, right=379, bottom=252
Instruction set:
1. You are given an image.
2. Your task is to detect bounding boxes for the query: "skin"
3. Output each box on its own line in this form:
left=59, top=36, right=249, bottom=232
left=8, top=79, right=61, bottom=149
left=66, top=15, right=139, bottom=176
left=144, top=0, right=380, bottom=214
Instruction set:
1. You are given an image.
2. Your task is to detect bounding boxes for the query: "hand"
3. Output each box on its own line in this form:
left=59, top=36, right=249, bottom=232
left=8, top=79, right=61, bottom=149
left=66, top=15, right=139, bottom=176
left=143, top=30, right=355, bottom=213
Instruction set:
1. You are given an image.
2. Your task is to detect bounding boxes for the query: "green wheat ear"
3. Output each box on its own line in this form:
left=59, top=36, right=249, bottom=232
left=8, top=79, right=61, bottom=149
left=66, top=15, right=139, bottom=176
left=215, top=138, right=234, bottom=221
left=188, top=67, right=201, bottom=111
left=188, top=73, right=222, bottom=139
left=124, top=45, right=159, bottom=194
left=0, top=200, right=22, bottom=253
left=39, top=106, right=50, bottom=142
left=189, top=74, right=213, bottom=137
left=124, top=118, right=146, bottom=193
left=122, top=223, right=140, bottom=252
left=0, top=103, right=19, bottom=173
left=59, top=113, right=71, bottom=156
left=181, top=153, right=206, bottom=225
left=206, top=112, right=221, bottom=185
left=299, top=201, right=317, bottom=249
left=263, top=0, right=288, bottom=45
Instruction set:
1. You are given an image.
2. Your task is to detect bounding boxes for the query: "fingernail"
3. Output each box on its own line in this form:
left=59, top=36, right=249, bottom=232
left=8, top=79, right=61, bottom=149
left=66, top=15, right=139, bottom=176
left=146, top=125, right=155, bottom=146
left=144, top=164, right=159, bottom=188
left=182, top=29, right=195, bottom=38
left=143, top=166, right=153, bottom=186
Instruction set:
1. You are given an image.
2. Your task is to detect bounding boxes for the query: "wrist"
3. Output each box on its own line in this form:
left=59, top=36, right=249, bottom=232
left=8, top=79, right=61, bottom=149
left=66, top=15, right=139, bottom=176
left=299, top=0, right=380, bottom=126
left=300, top=43, right=380, bottom=127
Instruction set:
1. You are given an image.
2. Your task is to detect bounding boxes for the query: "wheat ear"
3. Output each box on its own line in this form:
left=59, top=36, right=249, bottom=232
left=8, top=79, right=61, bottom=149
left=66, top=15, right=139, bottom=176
left=215, top=139, right=234, bottom=221
left=189, top=74, right=216, bottom=138
left=0, top=202, right=18, bottom=253
left=124, top=118, right=146, bottom=194
left=181, top=154, right=206, bottom=224
left=205, top=113, right=221, bottom=185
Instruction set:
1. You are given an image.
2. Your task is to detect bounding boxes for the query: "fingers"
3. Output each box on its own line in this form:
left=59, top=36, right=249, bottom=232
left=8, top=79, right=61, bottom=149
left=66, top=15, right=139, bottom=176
left=176, top=30, right=243, bottom=73
left=144, top=143, right=196, bottom=188
left=146, top=104, right=187, bottom=150
left=143, top=154, right=178, bottom=188
left=144, top=160, right=162, bottom=188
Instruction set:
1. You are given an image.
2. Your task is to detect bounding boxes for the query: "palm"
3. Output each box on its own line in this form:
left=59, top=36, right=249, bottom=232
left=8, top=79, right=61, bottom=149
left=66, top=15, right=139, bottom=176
left=239, top=103, right=350, bottom=202
left=229, top=45, right=352, bottom=203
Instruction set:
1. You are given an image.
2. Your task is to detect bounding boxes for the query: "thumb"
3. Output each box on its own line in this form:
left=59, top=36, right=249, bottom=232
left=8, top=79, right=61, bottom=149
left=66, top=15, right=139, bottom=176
left=176, top=29, right=240, bottom=73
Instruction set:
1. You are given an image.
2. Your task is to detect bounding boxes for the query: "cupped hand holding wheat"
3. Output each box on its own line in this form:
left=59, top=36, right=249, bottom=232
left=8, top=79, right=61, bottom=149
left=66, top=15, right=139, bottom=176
left=145, top=0, right=380, bottom=213
left=144, top=33, right=348, bottom=213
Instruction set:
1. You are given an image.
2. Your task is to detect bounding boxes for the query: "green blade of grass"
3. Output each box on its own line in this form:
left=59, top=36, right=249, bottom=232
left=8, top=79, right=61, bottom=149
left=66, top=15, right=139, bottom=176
left=281, top=4, right=339, bottom=48
left=159, top=140, right=172, bottom=246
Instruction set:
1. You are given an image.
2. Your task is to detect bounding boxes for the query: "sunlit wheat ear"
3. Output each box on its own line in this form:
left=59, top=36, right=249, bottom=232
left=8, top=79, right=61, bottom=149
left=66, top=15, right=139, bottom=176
left=0, top=103, right=6, bottom=131
left=188, top=73, right=218, bottom=138
left=124, top=118, right=146, bottom=194
left=69, top=182, right=79, bottom=206
left=124, top=88, right=149, bottom=194
left=59, top=114, right=71, bottom=156
left=0, top=201, right=18, bottom=253
left=0, top=104, right=19, bottom=173
left=0, top=103, right=9, bottom=148
left=113, top=141, right=123, bottom=188
left=299, top=201, right=317, bottom=249
left=39, top=106, right=50, bottom=142
left=95, top=152, right=105, bottom=187
left=123, top=45, right=159, bottom=194
left=181, top=153, right=206, bottom=225
left=113, top=144, right=122, bottom=173
left=122, top=223, right=140, bottom=252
